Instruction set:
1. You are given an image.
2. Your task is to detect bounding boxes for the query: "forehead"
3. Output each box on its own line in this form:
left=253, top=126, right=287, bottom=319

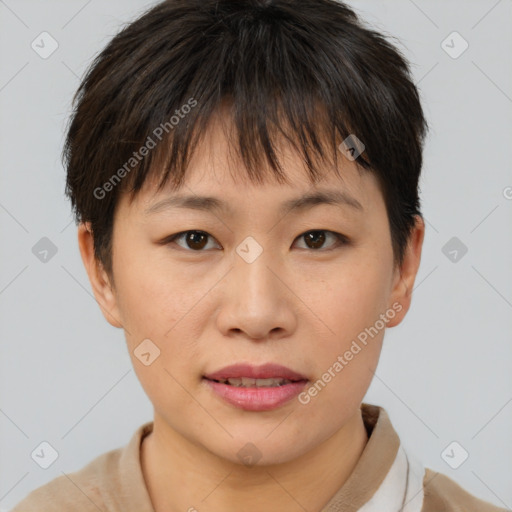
left=122, top=172, right=385, bottom=239
left=140, top=160, right=373, bottom=215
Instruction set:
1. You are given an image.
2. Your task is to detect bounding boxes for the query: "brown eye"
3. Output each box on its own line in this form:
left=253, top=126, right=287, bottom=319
left=304, top=231, right=326, bottom=249
left=296, top=230, right=348, bottom=251
left=185, top=231, right=208, bottom=250
left=166, top=230, right=220, bottom=251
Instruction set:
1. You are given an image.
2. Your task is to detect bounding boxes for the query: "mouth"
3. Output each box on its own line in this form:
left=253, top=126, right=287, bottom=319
left=204, top=377, right=304, bottom=388
left=202, top=363, right=309, bottom=411
left=203, top=362, right=308, bottom=385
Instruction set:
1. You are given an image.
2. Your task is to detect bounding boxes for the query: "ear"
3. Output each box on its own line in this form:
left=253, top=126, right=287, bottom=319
left=77, top=222, right=123, bottom=329
left=385, top=215, right=425, bottom=328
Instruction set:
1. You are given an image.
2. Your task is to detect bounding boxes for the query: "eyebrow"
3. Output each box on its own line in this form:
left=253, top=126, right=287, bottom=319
left=144, top=189, right=364, bottom=216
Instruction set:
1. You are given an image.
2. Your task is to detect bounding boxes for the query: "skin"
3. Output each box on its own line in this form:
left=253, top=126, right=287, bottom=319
left=78, top=113, right=424, bottom=512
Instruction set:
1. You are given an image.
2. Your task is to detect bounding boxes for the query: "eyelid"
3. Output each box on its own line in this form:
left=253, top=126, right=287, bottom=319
left=161, top=230, right=221, bottom=250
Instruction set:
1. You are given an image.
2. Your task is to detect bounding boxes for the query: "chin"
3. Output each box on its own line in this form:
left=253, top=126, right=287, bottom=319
left=204, top=430, right=315, bottom=468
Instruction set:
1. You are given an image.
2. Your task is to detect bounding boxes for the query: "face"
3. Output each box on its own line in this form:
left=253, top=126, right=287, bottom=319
left=79, top=115, right=423, bottom=466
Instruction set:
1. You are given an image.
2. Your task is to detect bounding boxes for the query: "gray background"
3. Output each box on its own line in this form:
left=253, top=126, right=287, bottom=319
left=1, top=0, right=511, bottom=510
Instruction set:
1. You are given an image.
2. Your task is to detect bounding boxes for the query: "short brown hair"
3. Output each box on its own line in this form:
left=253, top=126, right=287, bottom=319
left=63, top=0, right=428, bottom=278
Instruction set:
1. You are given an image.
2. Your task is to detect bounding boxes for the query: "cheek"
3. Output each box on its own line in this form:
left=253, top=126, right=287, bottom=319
left=301, top=255, right=391, bottom=390
left=312, top=256, right=392, bottom=339
left=114, top=261, right=206, bottom=412
left=112, top=245, right=189, bottom=335
left=113, top=250, right=214, bottom=378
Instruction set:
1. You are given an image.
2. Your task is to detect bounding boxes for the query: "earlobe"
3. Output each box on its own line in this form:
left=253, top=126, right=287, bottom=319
left=386, top=215, right=425, bottom=328
left=77, top=223, right=123, bottom=329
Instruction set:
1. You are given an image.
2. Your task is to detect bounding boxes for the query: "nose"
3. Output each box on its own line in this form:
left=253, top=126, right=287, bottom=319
left=215, top=246, right=298, bottom=341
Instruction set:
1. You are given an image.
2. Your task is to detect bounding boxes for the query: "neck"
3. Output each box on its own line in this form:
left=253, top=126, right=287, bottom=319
left=141, top=408, right=369, bottom=512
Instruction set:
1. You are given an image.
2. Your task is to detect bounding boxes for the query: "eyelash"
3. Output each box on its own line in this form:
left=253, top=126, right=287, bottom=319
left=161, top=230, right=349, bottom=252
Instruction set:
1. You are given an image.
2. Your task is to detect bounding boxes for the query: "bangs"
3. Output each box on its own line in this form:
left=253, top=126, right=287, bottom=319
left=129, top=98, right=364, bottom=201
left=107, top=9, right=379, bottom=201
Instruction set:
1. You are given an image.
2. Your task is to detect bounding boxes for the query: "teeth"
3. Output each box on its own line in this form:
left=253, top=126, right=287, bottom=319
left=219, top=377, right=293, bottom=387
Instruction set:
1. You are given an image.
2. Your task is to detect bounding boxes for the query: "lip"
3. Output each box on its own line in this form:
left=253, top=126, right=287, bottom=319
left=203, top=363, right=308, bottom=381
left=203, top=363, right=309, bottom=411
left=204, top=379, right=308, bottom=411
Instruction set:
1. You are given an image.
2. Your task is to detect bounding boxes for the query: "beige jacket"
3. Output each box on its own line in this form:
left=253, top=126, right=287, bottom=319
left=11, top=403, right=507, bottom=511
